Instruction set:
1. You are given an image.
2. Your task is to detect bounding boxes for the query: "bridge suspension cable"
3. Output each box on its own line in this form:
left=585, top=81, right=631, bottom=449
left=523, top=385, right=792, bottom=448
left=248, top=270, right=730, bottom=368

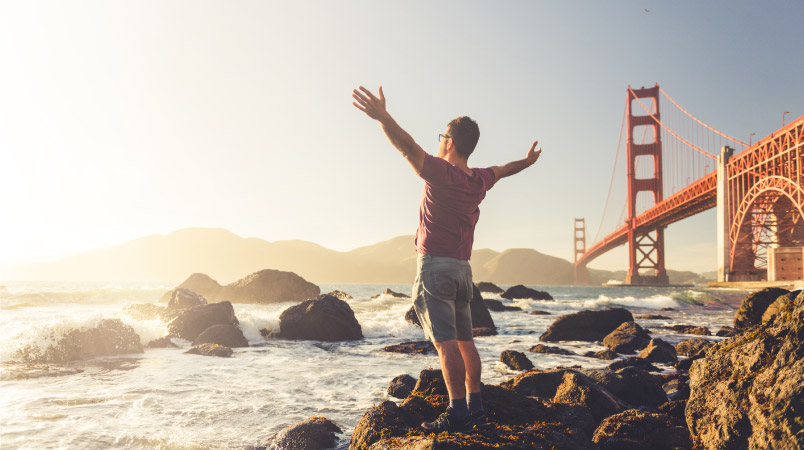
left=658, top=87, right=749, bottom=148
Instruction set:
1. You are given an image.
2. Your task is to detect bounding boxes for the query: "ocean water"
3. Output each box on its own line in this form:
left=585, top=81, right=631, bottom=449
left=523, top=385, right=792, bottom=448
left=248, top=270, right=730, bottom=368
left=0, top=281, right=748, bottom=449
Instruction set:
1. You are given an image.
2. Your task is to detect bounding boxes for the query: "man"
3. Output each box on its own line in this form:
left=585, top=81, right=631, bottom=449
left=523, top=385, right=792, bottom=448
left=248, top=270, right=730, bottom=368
left=352, top=86, right=541, bottom=433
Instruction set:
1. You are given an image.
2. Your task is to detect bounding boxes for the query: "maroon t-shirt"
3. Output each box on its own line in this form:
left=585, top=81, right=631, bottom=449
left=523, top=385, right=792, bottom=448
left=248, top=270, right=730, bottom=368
left=414, top=153, right=497, bottom=260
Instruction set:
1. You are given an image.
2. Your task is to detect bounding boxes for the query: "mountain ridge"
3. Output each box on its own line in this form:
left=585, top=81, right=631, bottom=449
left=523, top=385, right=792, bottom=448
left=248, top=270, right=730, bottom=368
left=2, top=227, right=710, bottom=285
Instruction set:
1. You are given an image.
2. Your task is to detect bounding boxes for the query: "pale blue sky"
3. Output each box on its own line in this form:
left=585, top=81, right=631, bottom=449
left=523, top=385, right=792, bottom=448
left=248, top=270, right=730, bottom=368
left=1, top=1, right=802, bottom=273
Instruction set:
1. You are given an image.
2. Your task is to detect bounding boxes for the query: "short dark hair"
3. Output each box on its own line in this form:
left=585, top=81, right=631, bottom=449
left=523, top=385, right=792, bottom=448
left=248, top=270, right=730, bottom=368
left=447, top=116, right=480, bottom=158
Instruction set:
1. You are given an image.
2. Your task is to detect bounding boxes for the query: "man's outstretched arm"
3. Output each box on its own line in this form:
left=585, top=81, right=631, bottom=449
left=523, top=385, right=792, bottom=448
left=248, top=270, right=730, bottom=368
left=352, top=86, right=426, bottom=174
left=491, top=141, right=542, bottom=181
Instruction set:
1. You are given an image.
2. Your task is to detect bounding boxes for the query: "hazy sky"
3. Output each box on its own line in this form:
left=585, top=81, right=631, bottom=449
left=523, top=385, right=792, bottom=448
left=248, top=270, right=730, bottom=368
left=1, top=1, right=802, bottom=273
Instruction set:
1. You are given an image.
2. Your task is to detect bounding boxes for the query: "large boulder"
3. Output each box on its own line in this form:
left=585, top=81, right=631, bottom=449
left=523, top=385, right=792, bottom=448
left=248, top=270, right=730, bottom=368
left=553, top=372, right=630, bottom=424
left=165, top=270, right=320, bottom=304
left=192, top=324, right=249, bottom=348
left=686, top=290, right=804, bottom=450
left=501, top=285, right=553, bottom=300
left=278, top=294, right=362, bottom=341
left=184, top=343, right=232, bottom=358
left=582, top=367, right=667, bottom=408
left=602, top=321, right=651, bottom=354
left=387, top=374, right=417, bottom=399
left=761, top=290, right=798, bottom=325
left=541, top=308, right=633, bottom=342
left=637, top=338, right=677, bottom=364
left=165, top=288, right=208, bottom=311
left=733, top=287, right=789, bottom=329
left=501, top=368, right=577, bottom=399
left=500, top=349, right=534, bottom=371
left=18, top=318, right=144, bottom=364
left=592, top=409, right=692, bottom=450
left=412, top=368, right=448, bottom=396
left=484, top=298, right=522, bottom=311
left=168, top=301, right=238, bottom=341
left=475, top=281, right=503, bottom=293
left=262, top=416, right=341, bottom=450
left=675, top=338, right=713, bottom=357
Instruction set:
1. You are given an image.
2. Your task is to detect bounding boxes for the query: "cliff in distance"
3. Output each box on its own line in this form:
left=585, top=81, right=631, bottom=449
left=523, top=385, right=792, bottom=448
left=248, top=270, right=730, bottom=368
left=4, top=228, right=709, bottom=285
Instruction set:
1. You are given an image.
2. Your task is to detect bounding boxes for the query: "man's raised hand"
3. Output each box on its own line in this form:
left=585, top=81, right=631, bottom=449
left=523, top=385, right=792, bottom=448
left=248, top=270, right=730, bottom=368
left=352, top=86, right=389, bottom=121
left=527, top=141, right=542, bottom=165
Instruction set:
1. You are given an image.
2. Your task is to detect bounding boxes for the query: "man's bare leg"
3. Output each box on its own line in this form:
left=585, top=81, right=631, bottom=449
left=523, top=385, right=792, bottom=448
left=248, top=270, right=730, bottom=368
left=457, top=340, right=481, bottom=393
left=433, top=339, right=467, bottom=400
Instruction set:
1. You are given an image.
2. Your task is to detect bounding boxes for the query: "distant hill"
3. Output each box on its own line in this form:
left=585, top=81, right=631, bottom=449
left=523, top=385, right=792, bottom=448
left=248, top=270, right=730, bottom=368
left=3, top=227, right=711, bottom=285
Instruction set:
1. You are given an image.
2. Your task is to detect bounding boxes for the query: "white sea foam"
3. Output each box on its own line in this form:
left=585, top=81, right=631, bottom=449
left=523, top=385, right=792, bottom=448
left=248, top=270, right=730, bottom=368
left=581, top=294, right=680, bottom=310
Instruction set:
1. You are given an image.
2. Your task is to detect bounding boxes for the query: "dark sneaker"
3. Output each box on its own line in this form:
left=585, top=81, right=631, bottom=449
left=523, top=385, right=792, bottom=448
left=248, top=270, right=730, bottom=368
left=468, top=410, right=490, bottom=430
left=421, top=408, right=471, bottom=433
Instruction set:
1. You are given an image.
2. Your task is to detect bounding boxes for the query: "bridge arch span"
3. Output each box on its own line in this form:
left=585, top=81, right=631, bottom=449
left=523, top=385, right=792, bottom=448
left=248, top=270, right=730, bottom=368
left=729, top=175, right=804, bottom=274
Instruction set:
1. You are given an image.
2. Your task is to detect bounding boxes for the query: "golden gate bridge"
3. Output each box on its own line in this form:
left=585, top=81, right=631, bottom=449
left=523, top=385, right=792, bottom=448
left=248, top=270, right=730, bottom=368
left=574, top=84, right=803, bottom=285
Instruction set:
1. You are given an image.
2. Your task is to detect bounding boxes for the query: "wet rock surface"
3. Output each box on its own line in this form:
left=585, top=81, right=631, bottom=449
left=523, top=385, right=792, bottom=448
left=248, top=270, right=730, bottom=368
left=278, top=294, right=363, bottom=341
left=168, top=301, right=239, bottom=341
left=371, top=288, right=409, bottom=299
left=483, top=299, right=522, bottom=312
left=529, top=344, right=575, bottom=355
left=184, top=343, right=233, bottom=358
left=637, top=338, right=677, bottom=364
left=541, top=308, right=633, bottom=342
left=17, top=318, right=144, bottom=363
left=501, top=285, right=553, bottom=301
left=500, top=349, right=533, bottom=371
left=165, top=288, right=208, bottom=311
left=387, top=374, right=416, bottom=399
left=592, top=409, right=692, bottom=450
left=382, top=341, right=435, bottom=355
left=686, top=290, right=804, bottom=450
left=192, top=324, right=249, bottom=348
left=261, top=416, right=341, bottom=450
left=602, top=321, right=651, bottom=354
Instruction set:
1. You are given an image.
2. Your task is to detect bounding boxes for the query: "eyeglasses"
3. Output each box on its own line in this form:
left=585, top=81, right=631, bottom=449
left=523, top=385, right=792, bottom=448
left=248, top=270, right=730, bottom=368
left=438, top=133, right=451, bottom=142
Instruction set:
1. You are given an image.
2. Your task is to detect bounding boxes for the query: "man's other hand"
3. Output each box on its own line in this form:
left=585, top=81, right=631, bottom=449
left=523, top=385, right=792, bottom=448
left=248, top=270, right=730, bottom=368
left=527, top=141, right=542, bottom=165
left=352, top=86, right=389, bottom=121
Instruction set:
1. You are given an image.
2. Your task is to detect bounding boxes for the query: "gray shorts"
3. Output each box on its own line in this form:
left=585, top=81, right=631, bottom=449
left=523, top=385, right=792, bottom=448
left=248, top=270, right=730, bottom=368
left=412, top=253, right=474, bottom=342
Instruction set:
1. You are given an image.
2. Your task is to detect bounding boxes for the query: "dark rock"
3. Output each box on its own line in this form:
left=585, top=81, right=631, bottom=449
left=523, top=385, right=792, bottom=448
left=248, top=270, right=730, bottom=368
left=468, top=285, right=495, bottom=329
left=582, top=367, right=667, bottom=408
left=165, top=270, right=320, bottom=304
left=18, top=318, right=144, bottom=363
left=404, top=306, right=420, bottom=327
left=715, top=326, right=738, bottom=337
left=475, top=281, right=503, bottom=293
left=553, top=372, right=630, bottom=424
left=263, top=416, right=341, bottom=450
left=686, top=290, right=804, bottom=450
left=583, top=349, right=619, bottom=360
left=278, top=295, right=362, bottom=341
left=608, top=357, right=661, bottom=372
left=635, top=314, right=671, bottom=320
left=326, top=289, right=353, bottom=300
left=471, top=326, right=497, bottom=337
left=662, top=378, right=689, bottom=401
left=387, top=374, right=416, bottom=399
left=184, top=343, right=233, bottom=357
left=661, top=307, right=675, bottom=311
left=483, top=298, right=521, bottom=311
left=668, top=324, right=711, bottom=336
left=529, top=344, right=575, bottom=355
left=733, top=287, right=789, bottom=329
left=541, top=308, right=633, bottom=342
left=412, top=369, right=448, bottom=396
left=349, top=401, right=414, bottom=450
left=501, top=285, right=553, bottom=300
left=371, top=288, right=409, bottom=299
left=146, top=337, right=178, bottom=348
left=500, top=368, right=576, bottom=398
left=165, top=288, right=208, bottom=311
left=761, top=291, right=797, bottom=325
left=602, top=321, right=651, bottom=354
left=382, top=341, right=435, bottom=355
left=192, top=324, right=249, bottom=348
left=592, top=409, right=692, bottom=450
left=529, top=310, right=552, bottom=315
left=657, top=399, right=687, bottom=423
left=675, top=338, right=713, bottom=357
left=168, top=301, right=238, bottom=341
left=122, top=303, right=167, bottom=320
left=637, top=338, right=677, bottom=364
left=259, top=327, right=271, bottom=338
left=500, top=350, right=534, bottom=370
left=674, top=357, right=698, bottom=372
